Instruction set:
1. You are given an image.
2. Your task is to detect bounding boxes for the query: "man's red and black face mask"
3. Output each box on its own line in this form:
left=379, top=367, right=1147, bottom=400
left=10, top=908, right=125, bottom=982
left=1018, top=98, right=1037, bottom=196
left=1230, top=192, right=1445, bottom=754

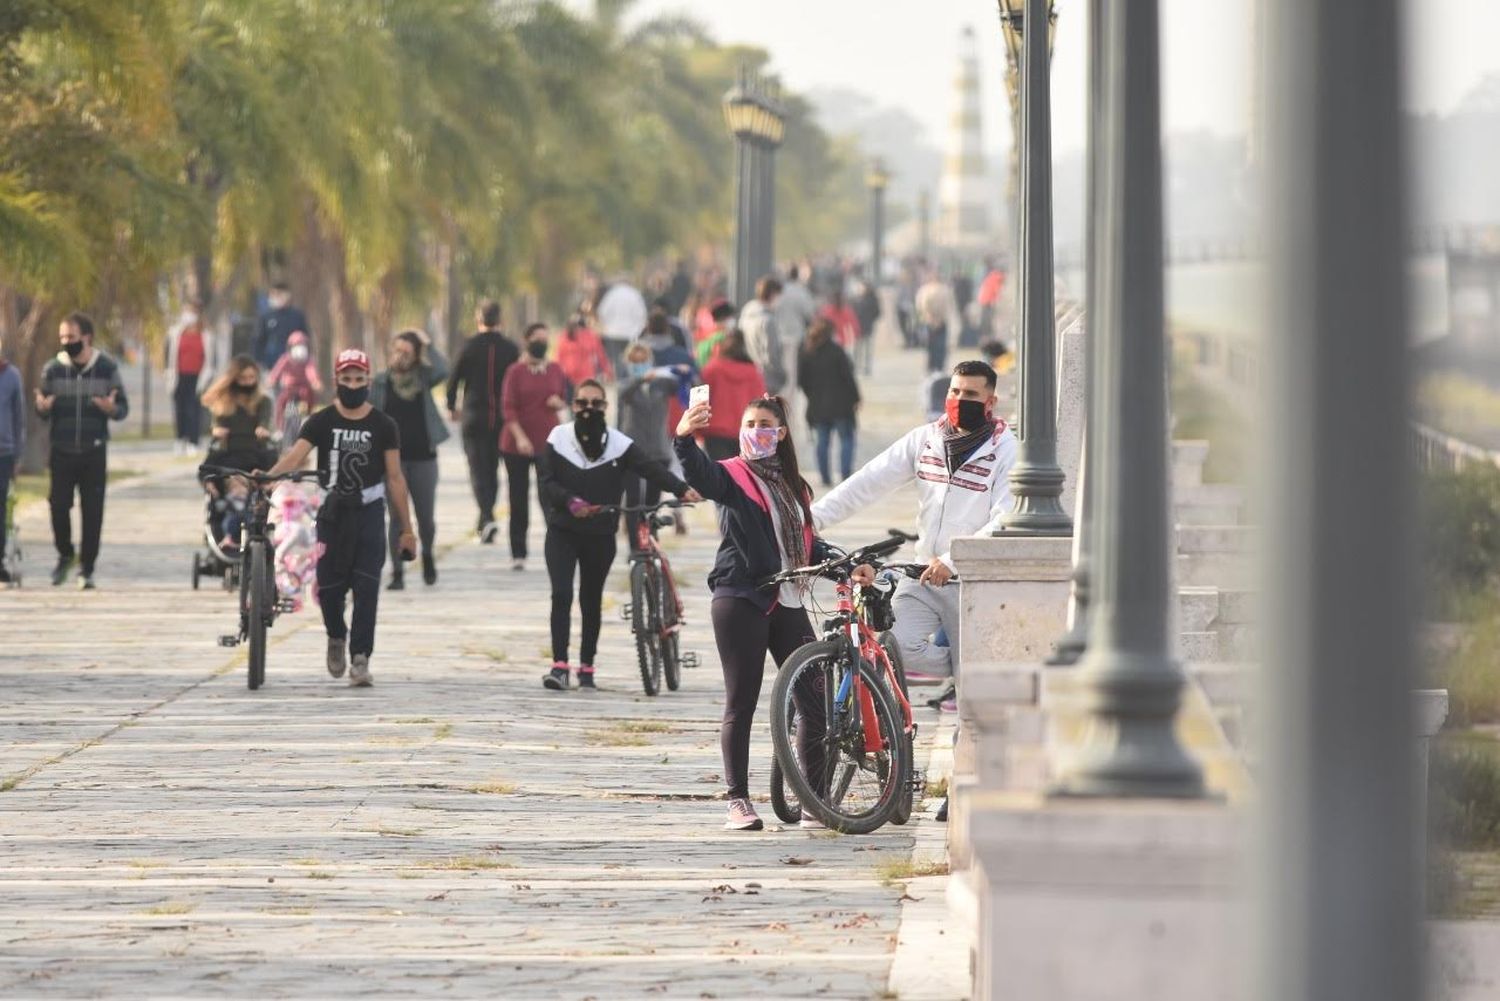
left=945, top=396, right=992, bottom=432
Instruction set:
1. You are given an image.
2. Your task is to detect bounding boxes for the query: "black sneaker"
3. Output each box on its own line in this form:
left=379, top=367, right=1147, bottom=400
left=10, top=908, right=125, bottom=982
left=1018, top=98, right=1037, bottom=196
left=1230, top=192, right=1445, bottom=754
left=387, top=572, right=405, bottom=591
left=422, top=552, right=437, bottom=586
left=542, top=665, right=570, bottom=691
left=51, top=555, right=76, bottom=587
left=78, top=573, right=96, bottom=591
left=479, top=521, right=499, bottom=545
left=0, top=566, right=11, bottom=584
left=577, top=668, right=597, bottom=691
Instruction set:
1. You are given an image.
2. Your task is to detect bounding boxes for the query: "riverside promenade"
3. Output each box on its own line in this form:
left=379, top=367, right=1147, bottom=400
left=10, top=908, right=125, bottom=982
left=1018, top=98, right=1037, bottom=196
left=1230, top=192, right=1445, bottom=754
left=0, top=331, right=966, bottom=999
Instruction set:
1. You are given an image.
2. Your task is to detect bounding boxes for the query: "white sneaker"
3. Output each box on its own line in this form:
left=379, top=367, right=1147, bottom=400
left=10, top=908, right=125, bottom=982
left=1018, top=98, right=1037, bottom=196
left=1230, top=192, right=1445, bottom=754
left=724, top=798, right=763, bottom=831
left=348, top=654, right=372, bottom=687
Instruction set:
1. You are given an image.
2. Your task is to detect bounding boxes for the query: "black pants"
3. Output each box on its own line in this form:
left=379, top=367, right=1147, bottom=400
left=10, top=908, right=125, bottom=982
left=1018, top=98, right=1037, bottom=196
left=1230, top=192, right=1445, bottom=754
left=387, top=457, right=438, bottom=572
left=710, top=597, right=821, bottom=801
left=172, top=378, right=202, bottom=444
left=50, top=447, right=108, bottom=574
left=925, top=322, right=949, bottom=374
left=544, top=526, right=616, bottom=667
left=622, top=472, right=663, bottom=551
left=0, top=454, right=13, bottom=563
left=462, top=429, right=502, bottom=530
left=316, top=501, right=386, bottom=657
left=503, top=453, right=535, bottom=560
left=703, top=436, right=738, bottom=462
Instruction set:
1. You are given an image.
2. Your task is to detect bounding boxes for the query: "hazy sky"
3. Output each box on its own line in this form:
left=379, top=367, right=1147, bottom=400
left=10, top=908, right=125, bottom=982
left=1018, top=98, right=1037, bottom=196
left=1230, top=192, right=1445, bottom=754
left=621, top=0, right=1500, bottom=156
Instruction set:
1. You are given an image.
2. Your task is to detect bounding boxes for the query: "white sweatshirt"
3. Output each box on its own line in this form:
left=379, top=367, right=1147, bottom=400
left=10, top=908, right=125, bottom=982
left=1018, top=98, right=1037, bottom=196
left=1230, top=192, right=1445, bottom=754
left=811, top=419, right=1017, bottom=572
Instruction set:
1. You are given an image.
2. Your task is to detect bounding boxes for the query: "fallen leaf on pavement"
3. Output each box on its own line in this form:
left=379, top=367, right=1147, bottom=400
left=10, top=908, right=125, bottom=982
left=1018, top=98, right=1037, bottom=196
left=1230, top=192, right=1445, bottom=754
left=780, top=856, right=815, bottom=866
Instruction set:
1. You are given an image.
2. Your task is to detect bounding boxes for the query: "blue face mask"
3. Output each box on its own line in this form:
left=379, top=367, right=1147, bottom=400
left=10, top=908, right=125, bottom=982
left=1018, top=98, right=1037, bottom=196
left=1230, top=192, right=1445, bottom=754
left=627, top=362, right=651, bottom=380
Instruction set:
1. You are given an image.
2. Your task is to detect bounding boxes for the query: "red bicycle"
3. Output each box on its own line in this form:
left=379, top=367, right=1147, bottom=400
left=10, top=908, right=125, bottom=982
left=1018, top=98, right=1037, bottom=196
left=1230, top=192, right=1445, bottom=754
left=764, top=531, right=921, bottom=834
left=611, top=499, right=699, bottom=696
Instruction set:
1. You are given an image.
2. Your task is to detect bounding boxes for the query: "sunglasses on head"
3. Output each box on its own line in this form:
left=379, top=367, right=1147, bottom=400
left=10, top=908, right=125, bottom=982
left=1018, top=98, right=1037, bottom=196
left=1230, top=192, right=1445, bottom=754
left=573, top=398, right=606, bottom=409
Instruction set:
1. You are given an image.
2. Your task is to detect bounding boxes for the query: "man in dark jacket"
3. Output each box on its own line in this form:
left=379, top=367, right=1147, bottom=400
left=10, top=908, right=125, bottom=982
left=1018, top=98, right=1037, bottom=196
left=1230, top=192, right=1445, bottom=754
left=253, top=283, right=309, bottom=371
left=34, top=312, right=130, bottom=589
left=446, top=298, right=520, bottom=541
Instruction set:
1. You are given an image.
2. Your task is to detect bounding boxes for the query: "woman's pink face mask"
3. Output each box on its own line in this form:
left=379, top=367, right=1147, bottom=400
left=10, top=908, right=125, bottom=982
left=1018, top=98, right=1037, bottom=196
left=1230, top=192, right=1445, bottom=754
left=740, top=426, right=780, bottom=460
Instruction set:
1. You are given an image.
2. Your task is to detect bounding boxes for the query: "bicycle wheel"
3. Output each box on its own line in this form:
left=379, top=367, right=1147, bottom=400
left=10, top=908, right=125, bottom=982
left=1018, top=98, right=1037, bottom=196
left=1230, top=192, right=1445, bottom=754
left=246, top=540, right=268, bottom=690
left=631, top=559, right=663, bottom=696
left=769, top=710, right=802, bottom=824
left=879, top=633, right=916, bottom=827
left=770, top=640, right=910, bottom=835
left=660, top=570, right=682, bottom=692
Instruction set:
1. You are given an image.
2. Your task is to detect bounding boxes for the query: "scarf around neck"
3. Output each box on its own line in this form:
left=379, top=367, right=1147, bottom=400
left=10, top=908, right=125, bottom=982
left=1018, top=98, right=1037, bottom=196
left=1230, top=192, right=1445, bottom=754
left=942, top=417, right=995, bottom=474
left=389, top=364, right=424, bottom=401
left=747, top=455, right=809, bottom=569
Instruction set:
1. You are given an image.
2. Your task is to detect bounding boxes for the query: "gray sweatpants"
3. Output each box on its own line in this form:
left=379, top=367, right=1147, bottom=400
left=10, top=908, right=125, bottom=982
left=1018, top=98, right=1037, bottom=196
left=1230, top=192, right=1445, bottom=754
left=889, top=574, right=961, bottom=680
left=387, top=457, right=438, bottom=561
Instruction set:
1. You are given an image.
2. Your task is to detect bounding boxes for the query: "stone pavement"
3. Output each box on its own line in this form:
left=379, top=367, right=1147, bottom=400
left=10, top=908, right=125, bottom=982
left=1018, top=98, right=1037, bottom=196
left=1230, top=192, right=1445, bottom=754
left=0, top=332, right=969, bottom=999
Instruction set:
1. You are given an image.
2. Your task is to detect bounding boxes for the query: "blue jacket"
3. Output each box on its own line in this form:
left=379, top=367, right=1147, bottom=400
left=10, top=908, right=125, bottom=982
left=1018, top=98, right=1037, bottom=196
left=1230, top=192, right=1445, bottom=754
left=0, top=362, right=23, bottom=458
left=673, top=434, right=832, bottom=610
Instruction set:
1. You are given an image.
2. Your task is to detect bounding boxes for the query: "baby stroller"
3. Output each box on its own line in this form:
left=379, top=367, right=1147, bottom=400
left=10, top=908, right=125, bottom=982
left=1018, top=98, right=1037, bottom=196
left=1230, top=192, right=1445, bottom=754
left=191, top=467, right=246, bottom=592
left=3, top=483, right=21, bottom=587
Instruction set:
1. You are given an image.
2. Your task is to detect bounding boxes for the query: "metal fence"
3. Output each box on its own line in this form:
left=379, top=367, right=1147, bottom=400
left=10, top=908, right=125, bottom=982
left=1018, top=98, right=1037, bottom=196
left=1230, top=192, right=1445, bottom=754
left=1409, top=420, right=1500, bottom=473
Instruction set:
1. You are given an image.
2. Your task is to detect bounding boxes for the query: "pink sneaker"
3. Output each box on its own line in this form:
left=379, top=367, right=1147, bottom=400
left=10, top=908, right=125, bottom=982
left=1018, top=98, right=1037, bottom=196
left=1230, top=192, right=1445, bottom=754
left=906, top=669, right=950, bottom=685
left=724, top=798, right=764, bottom=831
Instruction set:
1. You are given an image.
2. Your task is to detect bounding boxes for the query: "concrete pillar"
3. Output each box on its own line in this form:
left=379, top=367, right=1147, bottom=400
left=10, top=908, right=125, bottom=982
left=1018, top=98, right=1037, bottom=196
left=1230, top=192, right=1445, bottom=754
left=1258, top=0, right=1421, bottom=998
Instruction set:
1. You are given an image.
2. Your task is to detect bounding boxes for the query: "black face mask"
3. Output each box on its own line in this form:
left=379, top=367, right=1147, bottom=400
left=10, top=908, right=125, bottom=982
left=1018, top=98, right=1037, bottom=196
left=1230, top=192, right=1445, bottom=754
left=526, top=340, right=548, bottom=360
left=62, top=340, right=85, bottom=359
left=948, top=397, right=990, bottom=432
left=232, top=383, right=256, bottom=395
left=574, top=408, right=607, bottom=459
left=337, top=384, right=370, bottom=409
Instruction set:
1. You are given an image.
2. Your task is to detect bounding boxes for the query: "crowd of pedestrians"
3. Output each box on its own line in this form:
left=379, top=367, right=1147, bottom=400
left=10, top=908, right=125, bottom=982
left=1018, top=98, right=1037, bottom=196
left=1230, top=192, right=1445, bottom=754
left=2, top=254, right=1014, bottom=825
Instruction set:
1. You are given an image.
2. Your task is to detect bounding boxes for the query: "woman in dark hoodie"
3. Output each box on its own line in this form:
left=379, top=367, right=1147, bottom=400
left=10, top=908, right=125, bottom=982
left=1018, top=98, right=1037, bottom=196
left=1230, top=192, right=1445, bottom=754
left=536, top=378, right=699, bottom=692
left=674, top=393, right=869, bottom=832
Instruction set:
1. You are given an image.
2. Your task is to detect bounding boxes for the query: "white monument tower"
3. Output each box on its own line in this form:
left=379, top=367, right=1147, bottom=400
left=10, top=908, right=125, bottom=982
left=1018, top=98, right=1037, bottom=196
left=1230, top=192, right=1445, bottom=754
left=936, top=26, right=992, bottom=251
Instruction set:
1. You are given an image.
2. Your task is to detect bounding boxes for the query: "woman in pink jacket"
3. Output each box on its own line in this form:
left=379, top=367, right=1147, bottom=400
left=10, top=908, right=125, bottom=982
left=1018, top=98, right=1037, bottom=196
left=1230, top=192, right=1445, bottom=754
left=500, top=323, right=570, bottom=570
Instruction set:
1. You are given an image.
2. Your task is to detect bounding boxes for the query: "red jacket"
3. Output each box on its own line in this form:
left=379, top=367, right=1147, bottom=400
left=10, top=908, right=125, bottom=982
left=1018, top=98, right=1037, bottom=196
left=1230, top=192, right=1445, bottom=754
left=819, top=304, right=861, bottom=349
left=700, top=356, right=766, bottom=441
left=501, top=360, right=568, bottom=455
left=555, top=327, right=612, bottom=385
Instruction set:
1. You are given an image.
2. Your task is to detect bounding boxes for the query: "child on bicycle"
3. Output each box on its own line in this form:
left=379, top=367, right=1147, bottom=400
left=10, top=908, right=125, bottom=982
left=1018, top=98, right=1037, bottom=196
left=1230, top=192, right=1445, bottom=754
left=673, top=393, right=872, bottom=832
left=268, top=331, right=322, bottom=432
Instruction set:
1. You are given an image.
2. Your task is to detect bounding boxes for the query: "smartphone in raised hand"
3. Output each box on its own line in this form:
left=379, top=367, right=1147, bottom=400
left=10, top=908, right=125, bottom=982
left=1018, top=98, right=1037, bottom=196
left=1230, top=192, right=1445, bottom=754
left=689, top=384, right=710, bottom=409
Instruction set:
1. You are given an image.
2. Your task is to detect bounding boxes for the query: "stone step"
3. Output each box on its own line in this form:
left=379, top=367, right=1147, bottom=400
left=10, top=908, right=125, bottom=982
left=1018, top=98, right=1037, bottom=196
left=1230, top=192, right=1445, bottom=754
left=1173, top=438, right=1210, bottom=488
left=1174, top=482, right=1246, bottom=526
left=1176, top=524, right=1254, bottom=556
left=1177, top=551, right=1254, bottom=588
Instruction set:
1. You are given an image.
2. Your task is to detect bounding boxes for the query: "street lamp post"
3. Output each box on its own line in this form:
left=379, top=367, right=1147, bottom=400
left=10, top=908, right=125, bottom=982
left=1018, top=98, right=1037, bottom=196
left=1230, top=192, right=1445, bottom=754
left=723, top=71, right=786, bottom=304
left=1051, top=0, right=1204, bottom=799
left=1049, top=0, right=1104, bottom=665
left=867, top=158, right=889, bottom=287
left=996, top=0, right=1071, bottom=536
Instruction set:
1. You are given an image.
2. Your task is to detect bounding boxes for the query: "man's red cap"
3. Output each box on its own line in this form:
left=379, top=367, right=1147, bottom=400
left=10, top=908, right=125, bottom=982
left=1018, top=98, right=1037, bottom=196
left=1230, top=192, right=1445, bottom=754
left=334, top=348, right=370, bottom=374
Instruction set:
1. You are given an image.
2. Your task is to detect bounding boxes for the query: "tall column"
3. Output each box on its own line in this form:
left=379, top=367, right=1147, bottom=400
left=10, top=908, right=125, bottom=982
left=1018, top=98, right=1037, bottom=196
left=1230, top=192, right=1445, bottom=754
left=1051, top=0, right=1202, bottom=798
left=998, top=0, right=1070, bottom=536
left=1258, top=0, right=1418, bottom=998
left=758, top=137, right=777, bottom=282
left=1049, top=0, right=1103, bottom=664
left=731, top=135, right=754, bottom=305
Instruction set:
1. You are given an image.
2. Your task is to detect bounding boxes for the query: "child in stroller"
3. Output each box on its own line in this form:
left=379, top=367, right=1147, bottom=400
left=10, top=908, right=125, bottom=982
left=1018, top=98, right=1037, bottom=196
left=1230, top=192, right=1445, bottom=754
left=193, top=464, right=250, bottom=590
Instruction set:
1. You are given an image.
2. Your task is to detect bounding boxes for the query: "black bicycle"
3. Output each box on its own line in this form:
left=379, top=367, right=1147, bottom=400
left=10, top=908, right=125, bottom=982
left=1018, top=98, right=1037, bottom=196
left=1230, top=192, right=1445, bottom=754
left=200, top=466, right=322, bottom=690
left=611, top=499, right=700, bottom=696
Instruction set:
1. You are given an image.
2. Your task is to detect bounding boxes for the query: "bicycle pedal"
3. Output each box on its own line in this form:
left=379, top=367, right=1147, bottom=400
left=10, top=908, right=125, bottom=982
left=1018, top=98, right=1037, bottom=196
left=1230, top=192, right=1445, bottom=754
left=276, top=599, right=297, bottom=614
left=620, top=603, right=633, bottom=621
left=680, top=651, right=701, bottom=669
left=217, top=635, right=240, bottom=648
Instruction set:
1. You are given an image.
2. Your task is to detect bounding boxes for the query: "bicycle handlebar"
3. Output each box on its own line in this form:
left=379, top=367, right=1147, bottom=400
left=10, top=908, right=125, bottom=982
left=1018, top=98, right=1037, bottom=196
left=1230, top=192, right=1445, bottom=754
left=597, top=499, right=697, bottom=516
left=759, top=531, right=911, bottom=588
left=199, top=465, right=322, bottom=487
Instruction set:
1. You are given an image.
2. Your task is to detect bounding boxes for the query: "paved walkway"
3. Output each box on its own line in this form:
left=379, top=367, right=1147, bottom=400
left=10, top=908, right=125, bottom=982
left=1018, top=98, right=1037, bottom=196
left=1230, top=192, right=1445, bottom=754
left=0, top=332, right=966, bottom=998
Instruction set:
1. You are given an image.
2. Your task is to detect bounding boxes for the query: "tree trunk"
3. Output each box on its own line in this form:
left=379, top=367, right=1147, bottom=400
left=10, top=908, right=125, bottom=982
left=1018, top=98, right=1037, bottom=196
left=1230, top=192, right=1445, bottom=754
left=15, top=298, right=53, bottom=475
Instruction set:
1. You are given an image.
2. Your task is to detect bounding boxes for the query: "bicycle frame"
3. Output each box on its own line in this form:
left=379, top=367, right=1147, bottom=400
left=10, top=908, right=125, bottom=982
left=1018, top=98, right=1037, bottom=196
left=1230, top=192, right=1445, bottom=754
left=829, top=579, right=915, bottom=755
left=630, top=514, right=685, bottom=638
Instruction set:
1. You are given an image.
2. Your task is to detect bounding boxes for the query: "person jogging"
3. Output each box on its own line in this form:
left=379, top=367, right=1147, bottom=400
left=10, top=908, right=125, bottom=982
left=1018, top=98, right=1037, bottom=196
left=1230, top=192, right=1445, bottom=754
left=811, top=359, right=1016, bottom=708
left=263, top=349, right=416, bottom=687
left=674, top=393, right=857, bottom=832
left=34, top=312, right=129, bottom=589
left=372, top=329, right=449, bottom=589
left=446, top=299, right=520, bottom=544
left=536, top=379, right=696, bottom=691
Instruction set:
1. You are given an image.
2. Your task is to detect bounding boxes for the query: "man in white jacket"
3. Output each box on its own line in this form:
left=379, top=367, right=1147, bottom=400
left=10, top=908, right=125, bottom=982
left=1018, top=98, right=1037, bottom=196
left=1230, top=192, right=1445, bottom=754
left=811, top=360, right=1016, bottom=688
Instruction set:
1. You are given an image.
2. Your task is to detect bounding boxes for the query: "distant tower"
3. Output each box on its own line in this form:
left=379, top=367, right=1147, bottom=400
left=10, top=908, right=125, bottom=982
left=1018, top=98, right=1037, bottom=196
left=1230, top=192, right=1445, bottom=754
left=936, top=26, right=992, bottom=251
